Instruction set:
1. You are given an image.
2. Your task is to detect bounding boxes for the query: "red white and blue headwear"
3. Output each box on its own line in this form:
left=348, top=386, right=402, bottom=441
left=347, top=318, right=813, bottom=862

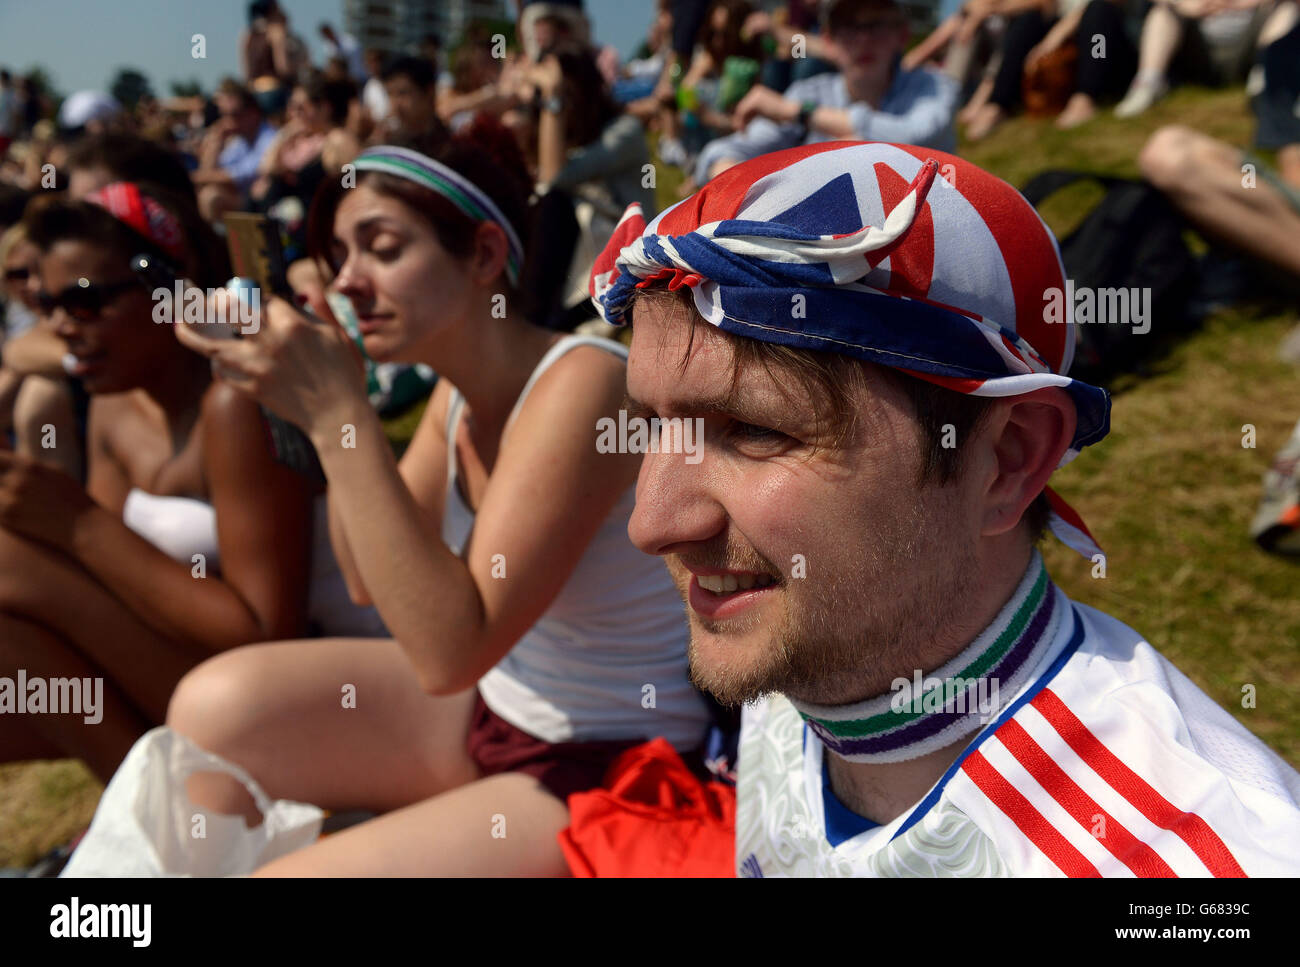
left=590, top=141, right=1110, bottom=560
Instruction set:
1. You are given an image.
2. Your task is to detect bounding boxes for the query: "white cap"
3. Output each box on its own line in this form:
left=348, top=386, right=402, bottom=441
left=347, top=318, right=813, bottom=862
left=58, top=90, right=123, bottom=130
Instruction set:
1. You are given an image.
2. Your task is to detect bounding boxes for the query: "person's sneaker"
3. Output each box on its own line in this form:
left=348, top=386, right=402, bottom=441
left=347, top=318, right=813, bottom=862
left=1115, top=76, right=1168, bottom=118
left=657, top=136, right=687, bottom=167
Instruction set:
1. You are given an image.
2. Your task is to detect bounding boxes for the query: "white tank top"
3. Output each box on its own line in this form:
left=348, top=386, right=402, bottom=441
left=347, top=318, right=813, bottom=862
left=122, top=489, right=388, bottom=639
left=442, top=334, right=708, bottom=748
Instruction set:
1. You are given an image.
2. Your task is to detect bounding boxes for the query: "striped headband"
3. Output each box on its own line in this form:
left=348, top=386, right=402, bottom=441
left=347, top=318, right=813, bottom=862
left=84, top=182, right=186, bottom=263
left=353, top=145, right=524, bottom=286
left=589, top=141, right=1111, bottom=561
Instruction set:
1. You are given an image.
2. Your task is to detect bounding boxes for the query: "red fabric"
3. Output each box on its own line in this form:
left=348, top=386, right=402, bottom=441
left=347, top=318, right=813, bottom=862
left=558, top=738, right=736, bottom=877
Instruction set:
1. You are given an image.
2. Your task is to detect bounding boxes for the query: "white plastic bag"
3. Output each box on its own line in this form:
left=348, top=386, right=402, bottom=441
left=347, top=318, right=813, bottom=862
left=62, top=726, right=323, bottom=877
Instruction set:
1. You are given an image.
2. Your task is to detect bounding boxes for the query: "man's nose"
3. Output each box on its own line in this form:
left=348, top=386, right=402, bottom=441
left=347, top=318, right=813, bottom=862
left=628, top=444, right=725, bottom=557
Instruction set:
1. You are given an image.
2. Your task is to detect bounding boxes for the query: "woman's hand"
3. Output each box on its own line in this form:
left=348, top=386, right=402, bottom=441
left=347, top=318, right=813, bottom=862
left=174, top=288, right=367, bottom=443
left=0, top=450, right=97, bottom=548
left=528, top=55, right=563, bottom=98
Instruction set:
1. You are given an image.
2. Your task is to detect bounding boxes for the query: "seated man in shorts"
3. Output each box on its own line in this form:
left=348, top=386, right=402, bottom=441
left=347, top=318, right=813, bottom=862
left=590, top=140, right=1300, bottom=876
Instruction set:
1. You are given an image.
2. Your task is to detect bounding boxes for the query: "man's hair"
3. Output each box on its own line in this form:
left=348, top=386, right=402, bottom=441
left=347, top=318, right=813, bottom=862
left=825, top=0, right=907, bottom=32
left=65, top=132, right=196, bottom=201
left=382, top=55, right=436, bottom=90
left=216, top=78, right=260, bottom=114
left=631, top=285, right=1053, bottom=543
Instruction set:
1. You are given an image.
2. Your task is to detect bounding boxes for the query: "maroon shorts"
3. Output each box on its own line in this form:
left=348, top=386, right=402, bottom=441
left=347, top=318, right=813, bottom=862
left=465, top=691, right=647, bottom=801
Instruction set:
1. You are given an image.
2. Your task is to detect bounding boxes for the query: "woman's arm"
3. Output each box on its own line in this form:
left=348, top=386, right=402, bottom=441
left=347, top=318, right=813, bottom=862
left=326, top=377, right=453, bottom=607
left=0, top=385, right=318, bottom=654
left=3, top=320, right=67, bottom=380
left=309, top=348, right=640, bottom=694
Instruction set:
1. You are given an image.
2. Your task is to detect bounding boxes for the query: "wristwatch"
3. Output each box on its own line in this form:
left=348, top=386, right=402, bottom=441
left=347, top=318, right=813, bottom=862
left=542, top=93, right=565, bottom=115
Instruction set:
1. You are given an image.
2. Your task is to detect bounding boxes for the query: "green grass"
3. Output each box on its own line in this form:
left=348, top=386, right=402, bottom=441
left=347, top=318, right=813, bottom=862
left=3, top=86, right=1296, bottom=869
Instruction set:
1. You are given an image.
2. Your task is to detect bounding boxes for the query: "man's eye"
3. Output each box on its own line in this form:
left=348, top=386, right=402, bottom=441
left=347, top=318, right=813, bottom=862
left=730, top=421, right=785, bottom=443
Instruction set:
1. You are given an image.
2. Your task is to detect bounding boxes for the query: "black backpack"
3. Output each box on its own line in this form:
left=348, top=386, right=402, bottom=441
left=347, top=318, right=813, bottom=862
left=1020, top=170, right=1197, bottom=383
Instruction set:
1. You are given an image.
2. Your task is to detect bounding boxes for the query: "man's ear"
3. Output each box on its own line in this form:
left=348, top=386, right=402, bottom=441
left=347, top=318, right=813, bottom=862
left=979, top=388, right=1076, bottom=538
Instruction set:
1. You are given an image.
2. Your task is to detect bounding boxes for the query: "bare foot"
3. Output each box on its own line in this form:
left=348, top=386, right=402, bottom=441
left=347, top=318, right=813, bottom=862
left=1055, top=93, right=1096, bottom=129
left=964, top=103, right=1004, bottom=141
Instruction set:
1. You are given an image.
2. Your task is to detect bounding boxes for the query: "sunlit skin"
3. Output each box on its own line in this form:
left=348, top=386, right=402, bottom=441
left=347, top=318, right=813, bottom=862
left=624, top=293, right=1076, bottom=820
left=325, top=184, right=483, bottom=367
left=382, top=74, right=438, bottom=136
left=41, top=240, right=170, bottom=395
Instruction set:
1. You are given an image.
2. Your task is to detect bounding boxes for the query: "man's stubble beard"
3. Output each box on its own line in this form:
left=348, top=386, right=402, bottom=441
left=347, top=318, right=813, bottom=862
left=676, top=488, right=981, bottom=708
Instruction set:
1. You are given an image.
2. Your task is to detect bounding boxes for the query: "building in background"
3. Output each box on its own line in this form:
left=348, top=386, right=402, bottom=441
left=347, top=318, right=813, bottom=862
left=343, top=0, right=507, bottom=54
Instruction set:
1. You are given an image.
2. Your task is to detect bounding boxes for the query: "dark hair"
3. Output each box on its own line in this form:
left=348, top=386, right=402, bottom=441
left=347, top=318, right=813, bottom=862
left=545, top=41, right=620, bottom=148
left=65, top=132, right=196, bottom=202
left=631, top=285, right=1053, bottom=543
left=700, top=0, right=764, bottom=63
left=306, top=115, right=532, bottom=309
left=300, top=74, right=356, bottom=127
left=0, top=184, right=30, bottom=230
left=381, top=55, right=436, bottom=90
left=826, top=0, right=906, bottom=32
left=216, top=77, right=261, bottom=115
left=25, top=182, right=230, bottom=289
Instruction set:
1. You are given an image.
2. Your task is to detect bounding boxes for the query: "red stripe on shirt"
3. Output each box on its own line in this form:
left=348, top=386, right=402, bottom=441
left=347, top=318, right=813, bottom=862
left=996, top=719, right=1176, bottom=877
left=1031, top=689, right=1246, bottom=877
left=963, top=749, right=1101, bottom=877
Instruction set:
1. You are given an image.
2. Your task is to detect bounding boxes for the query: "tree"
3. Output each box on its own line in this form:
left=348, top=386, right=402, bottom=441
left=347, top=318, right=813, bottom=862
left=170, top=79, right=204, bottom=98
left=108, top=68, right=153, bottom=111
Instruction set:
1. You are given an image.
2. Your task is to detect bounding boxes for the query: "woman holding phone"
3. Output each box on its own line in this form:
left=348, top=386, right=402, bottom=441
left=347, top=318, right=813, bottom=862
left=0, top=182, right=382, bottom=783
left=167, top=120, right=708, bottom=876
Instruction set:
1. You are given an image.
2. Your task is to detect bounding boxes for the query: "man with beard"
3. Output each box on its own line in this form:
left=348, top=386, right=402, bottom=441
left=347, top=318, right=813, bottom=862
left=589, top=141, right=1300, bottom=877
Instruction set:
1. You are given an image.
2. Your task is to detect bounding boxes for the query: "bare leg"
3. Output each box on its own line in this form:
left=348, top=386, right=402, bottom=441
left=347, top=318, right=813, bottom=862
left=1139, top=125, right=1300, bottom=276
left=0, top=613, right=152, bottom=781
left=903, top=12, right=963, bottom=71
left=13, top=375, right=81, bottom=480
left=253, top=772, right=570, bottom=876
left=958, top=75, right=995, bottom=125
left=1135, top=1, right=1184, bottom=78
left=1116, top=2, right=1182, bottom=115
left=0, top=529, right=202, bottom=722
left=167, top=637, right=481, bottom=823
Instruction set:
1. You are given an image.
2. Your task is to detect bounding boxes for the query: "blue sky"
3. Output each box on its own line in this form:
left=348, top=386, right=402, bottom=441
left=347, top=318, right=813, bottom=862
left=0, top=0, right=960, bottom=97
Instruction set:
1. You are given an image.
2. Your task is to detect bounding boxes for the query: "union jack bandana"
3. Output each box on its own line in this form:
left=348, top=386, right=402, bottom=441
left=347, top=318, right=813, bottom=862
left=84, top=181, right=186, bottom=263
left=590, top=141, right=1110, bottom=560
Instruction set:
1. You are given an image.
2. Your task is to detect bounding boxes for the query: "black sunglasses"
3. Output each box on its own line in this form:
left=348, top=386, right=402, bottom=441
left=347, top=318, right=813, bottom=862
left=3, top=267, right=30, bottom=282
left=36, top=277, right=139, bottom=321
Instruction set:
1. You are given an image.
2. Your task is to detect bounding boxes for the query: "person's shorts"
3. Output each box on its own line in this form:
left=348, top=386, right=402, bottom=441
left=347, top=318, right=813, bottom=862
left=465, top=691, right=649, bottom=802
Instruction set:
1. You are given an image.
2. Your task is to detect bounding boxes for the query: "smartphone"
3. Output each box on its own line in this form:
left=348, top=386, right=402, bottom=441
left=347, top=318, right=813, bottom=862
left=131, top=253, right=240, bottom=341
left=217, top=214, right=327, bottom=484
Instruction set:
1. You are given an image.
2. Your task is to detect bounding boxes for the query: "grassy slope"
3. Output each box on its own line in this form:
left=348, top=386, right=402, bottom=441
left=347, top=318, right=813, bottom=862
left=3, top=86, right=1296, bottom=868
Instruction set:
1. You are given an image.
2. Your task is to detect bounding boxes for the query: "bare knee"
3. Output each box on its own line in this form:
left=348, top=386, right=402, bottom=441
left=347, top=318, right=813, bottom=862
left=167, top=646, right=269, bottom=756
left=1139, top=125, right=1194, bottom=188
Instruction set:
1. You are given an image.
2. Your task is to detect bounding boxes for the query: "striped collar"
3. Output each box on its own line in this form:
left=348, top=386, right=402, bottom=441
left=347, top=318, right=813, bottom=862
left=788, top=550, right=1062, bottom=764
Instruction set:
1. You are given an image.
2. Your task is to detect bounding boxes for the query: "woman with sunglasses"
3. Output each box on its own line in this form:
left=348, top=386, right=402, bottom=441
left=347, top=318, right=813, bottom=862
left=167, top=121, right=708, bottom=876
left=0, top=181, right=383, bottom=783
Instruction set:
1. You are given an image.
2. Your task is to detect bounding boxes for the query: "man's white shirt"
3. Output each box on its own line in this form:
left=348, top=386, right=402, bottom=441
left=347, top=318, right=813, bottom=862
left=736, top=586, right=1300, bottom=877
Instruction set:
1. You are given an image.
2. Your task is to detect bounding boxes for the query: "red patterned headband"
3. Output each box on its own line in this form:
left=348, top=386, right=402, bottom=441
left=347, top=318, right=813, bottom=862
left=84, top=182, right=186, bottom=263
